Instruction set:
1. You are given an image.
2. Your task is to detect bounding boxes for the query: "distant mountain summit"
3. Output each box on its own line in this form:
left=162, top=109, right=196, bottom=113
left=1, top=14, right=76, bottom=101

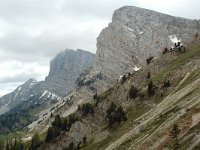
left=45, top=49, right=95, bottom=96
left=0, top=78, right=38, bottom=115
left=0, top=49, right=95, bottom=115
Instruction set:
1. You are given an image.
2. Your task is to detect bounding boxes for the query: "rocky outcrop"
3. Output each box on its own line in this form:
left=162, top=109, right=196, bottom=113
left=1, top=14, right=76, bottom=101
left=94, top=6, right=200, bottom=78
left=45, top=49, right=95, bottom=96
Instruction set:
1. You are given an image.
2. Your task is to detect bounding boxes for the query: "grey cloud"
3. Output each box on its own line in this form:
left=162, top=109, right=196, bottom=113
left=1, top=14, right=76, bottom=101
left=0, top=24, right=97, bottom=63
left=0, top=0, right=136, bottom=64
left=0, top=0, right=136, bottom=22
left=61, top=0, right=138, bottom=20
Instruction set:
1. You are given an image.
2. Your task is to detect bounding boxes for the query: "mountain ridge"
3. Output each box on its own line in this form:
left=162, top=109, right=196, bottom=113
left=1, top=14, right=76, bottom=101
left=93, top=6, right=200, bottom=79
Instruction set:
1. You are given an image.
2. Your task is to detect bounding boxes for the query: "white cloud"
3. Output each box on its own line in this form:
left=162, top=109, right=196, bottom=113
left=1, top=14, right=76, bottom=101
left=0, top=61, right=49, bottom=97
left=0, top=61, right=49, bottom=83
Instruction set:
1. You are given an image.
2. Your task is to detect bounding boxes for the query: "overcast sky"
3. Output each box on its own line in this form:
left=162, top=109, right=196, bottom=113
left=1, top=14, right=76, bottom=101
left=0, top=0, right=199, bottom=96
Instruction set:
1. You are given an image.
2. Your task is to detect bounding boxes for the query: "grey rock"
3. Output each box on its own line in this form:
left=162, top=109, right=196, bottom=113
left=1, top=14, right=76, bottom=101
left=93, top=6, right=200, bottom=79
left=45, top=49, right=95, bottom=96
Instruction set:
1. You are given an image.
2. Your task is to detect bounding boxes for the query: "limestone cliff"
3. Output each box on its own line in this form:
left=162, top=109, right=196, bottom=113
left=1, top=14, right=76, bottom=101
left=94, top=6, right=200, bottom=78
left=45, top=49, right=95, bottom=96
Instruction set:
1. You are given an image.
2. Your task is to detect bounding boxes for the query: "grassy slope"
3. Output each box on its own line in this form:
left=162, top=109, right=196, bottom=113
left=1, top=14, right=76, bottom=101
left=81, top=104, right=150, bottom=150
left=153, top=41, right=200, bottom=82
left=2, top=40, right=199, bottom=149
left=122, top=41, right=200, bottom=149
left=81, top=40, right=200, bottom=150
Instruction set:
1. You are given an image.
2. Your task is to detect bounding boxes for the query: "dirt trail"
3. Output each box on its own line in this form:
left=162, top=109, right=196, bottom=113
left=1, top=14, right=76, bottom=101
left=105, top=78, right=200, bottom=150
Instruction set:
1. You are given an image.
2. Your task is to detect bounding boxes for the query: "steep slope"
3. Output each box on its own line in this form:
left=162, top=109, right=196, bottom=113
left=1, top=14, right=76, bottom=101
left=0, top=49, right=95, bottom=115
left=39, top=38, right=200, bottom=150
left=18, top=7, right=200, bottom=150
left=93, top=6, right=200, bottom=78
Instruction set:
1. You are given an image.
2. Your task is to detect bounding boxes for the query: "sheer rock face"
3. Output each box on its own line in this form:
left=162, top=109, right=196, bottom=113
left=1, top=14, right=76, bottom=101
left=0, top=49, right=95, bottom=115
left=45, top=49, right=95, bottom=96
left=94, top=6, right=200, bottom=78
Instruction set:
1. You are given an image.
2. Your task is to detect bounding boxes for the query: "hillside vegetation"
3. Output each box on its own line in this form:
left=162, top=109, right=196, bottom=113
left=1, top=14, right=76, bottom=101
left=1, top=40, right=200, bottom=150
left=20, top=38, right=199, bottom=150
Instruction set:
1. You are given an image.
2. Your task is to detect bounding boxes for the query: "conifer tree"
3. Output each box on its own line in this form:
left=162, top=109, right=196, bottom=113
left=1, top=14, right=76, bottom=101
left=82, top=136, right=87, bottom=144
left=129, top=86, right=138, bottom=99
left=29, top=133, right=41, bottom=150
left=170, top=124, right=180, bottom=150
left=148, top=80, right=155, bottom=96
left=0, top=140, right=4, bottom=150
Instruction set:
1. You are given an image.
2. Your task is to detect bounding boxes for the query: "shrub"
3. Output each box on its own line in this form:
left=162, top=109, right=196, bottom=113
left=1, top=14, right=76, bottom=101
left=148, top=80, right=155, bottom=96
left=163, top=79, right=171, bottom=88
left=106, top=102, right=127, bottom=128
left=29, top=133, right=41, bottom=150
left=129, top=86, right=139, bottom=99
left=170, top=124, right=180, bottom=150
left=93, top=93, right=97, bottom=100
left=146, top=56, right=154, bottom=65
left=79, top=103, right=94, bottom=116
left=147, top=71, right=151, bottom=79
left=82, top=136, right=87, bottom=144
left=162, top=48, right=168, bottom=54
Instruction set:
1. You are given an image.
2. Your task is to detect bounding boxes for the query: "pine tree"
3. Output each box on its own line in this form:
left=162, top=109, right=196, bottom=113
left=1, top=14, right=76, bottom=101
left=147, top=71, right=151, bottom=79
left=129, top=86, right=138, bottom=99
left=163, top=78, right=171, bottom=88
left=68, top=142, right=75, bottom=150
left=52, top=114, right=62, bottom=129
left=170, top=124, right=180, bottom=150
left=116, top=106, right=127, bottom=122
left=148, top=80, right=155, bottom=96
left=0, top=140, right=4, bottom=150
left=46, top=127, right=52, bottom=142
left=82, top=136, right=87, bottom=145
left=93, top=93, right=97, bottom=100
left=107, top=102, right=116, bottom=116
left=107, top=102, right=127, bottom=128
left=5, top=141, right=9, bottom=150
left=77, top=141, right=81, bottom=149
left=12, top=137, right=23, bottom=150
left=108, top=113, right=115, bottom=128
left=62, top=118, right=69, bottom=131
left=29, top=133, right=41, bottom=150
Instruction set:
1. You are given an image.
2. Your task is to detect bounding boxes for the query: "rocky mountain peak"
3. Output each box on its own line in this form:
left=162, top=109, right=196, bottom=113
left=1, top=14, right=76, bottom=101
left=24, top=78, right=37, bottom=85
left=93, top=6, right=200, bottom=79
left=45, top=49, right=95, bottom=96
